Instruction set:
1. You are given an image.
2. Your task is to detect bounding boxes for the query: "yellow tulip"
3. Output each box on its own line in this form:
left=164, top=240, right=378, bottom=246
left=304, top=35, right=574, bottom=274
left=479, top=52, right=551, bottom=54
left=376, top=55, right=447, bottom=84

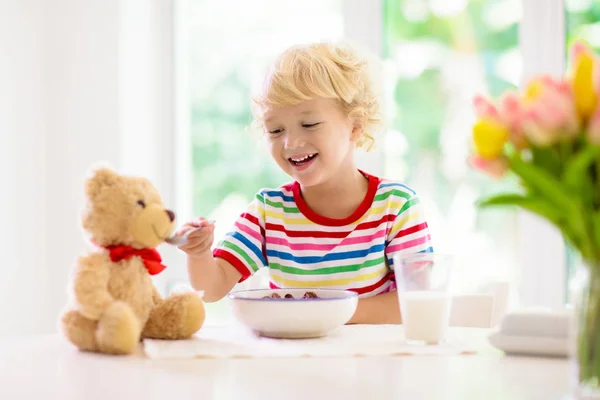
left=571, top=50, right=598, bottom=120
left=524, top=78, right=543, bottom=103
left=472, top=118, right=509, bottom=159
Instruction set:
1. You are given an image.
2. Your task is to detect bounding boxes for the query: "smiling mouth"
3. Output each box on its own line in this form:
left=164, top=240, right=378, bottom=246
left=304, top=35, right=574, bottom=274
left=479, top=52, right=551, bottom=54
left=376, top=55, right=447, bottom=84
left=289, top=153, right=318, bottom=166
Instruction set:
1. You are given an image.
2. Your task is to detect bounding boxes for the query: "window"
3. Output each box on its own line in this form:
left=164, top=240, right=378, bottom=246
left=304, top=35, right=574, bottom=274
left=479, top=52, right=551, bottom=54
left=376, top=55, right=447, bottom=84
left=381, top=0, right=522, bottom=300
left=177, top=0, right=345, bottom=324
left=566, top=0, right=600, bottom=53
left=173, top=0, right=579, bottom=323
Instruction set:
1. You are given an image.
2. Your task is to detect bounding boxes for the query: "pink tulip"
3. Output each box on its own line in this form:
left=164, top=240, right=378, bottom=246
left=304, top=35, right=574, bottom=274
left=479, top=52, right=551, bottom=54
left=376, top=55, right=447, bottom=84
left=473, top=94, right=500, bottom=120
left=499, top=91, right=522, bottom=129
left=548, top=80, right=579, bottom=136
left=531, top=98, right=568, bottom=131
left=541, top=77, right=578, bottom=132
left=571, top=41, right=589, bottom=61
left=595, top=57, right=600, bottom=101
left=498, top=91, right=528, bottom=148
left=552, top=80, right=580, bottom=134
left=468, top=155, right=508, bottom=179
left=588, top=104, right=600, bottom=144
left=520, top=76, right=580, bottom=145
left=520, top=109, right=558, bottom=146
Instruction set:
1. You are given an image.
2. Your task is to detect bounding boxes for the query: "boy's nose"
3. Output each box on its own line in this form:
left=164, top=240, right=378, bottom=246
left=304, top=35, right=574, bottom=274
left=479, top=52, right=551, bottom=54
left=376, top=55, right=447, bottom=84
left=284, top=132, right=303, bottom=149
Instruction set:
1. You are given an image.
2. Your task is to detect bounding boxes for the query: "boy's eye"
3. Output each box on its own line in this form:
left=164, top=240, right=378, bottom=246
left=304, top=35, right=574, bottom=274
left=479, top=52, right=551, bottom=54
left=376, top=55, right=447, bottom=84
left=137, top=200, right=146, bottom=208
left=302, top=122, right=321, bottom=128
left=268, top=128, right=283, bottom=135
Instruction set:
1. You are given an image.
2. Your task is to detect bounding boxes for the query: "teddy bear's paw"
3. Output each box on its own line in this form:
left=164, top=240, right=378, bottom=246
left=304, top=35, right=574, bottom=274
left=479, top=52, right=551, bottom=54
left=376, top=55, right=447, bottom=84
left=96, top=301, right=141, bottom=355
left=60, top=310, right=99, bottom=352
left=142, top=293, right=205, bottom=340
left=175, top=293, right=206, bottom=338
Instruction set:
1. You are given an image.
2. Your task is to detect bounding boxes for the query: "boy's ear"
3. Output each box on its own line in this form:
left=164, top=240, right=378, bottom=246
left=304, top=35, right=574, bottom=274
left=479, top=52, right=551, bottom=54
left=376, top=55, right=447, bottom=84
left=350, top=120, right=365, bottom=142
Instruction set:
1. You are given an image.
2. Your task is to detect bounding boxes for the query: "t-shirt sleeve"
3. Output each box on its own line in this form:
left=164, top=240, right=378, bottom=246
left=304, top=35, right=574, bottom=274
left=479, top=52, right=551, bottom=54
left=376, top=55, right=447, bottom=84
left=385, top=193, right=433, bottom=271
left=213, top=190, right=268, bottom=283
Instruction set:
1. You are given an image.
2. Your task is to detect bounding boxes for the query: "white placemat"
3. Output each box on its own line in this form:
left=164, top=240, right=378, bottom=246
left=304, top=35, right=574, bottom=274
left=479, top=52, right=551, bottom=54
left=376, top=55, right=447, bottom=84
left=143, top=325, right=479, bottom=359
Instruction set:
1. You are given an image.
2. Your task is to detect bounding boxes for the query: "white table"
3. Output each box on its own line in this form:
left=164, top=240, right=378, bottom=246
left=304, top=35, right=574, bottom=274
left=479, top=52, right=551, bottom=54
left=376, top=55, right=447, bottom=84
left=0, top=327, right=571, bottom=400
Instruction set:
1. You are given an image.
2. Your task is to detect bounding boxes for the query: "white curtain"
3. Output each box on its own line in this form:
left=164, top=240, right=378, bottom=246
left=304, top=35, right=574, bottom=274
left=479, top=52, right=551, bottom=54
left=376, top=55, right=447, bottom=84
left=0, top=0, right=177, bottom=336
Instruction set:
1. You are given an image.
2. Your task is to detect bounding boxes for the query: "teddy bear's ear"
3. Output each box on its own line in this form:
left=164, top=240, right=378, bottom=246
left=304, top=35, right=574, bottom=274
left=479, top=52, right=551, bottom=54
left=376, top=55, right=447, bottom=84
left=85, top=164, right=119, bottom=200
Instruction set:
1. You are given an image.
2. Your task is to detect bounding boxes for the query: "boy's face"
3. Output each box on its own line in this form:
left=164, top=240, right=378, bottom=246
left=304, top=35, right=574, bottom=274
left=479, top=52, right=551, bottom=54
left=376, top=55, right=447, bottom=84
left=263, top=97, right=361, bottom=187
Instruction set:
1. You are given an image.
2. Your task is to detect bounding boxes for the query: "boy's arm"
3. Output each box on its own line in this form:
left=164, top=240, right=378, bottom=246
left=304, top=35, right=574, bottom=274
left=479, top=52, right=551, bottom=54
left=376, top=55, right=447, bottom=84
left=347, top=292, right=401, bottom=325
left=186, top=191, right=268, bottom=302
left=188, top=252, right=242, bottom=302
left=347, top=192, right=433, bottom=325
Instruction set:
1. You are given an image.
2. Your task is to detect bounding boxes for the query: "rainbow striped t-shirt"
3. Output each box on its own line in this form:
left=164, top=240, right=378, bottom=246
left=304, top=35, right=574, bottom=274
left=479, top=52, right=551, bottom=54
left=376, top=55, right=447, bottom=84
left=213, top=171, right=433, bottom=297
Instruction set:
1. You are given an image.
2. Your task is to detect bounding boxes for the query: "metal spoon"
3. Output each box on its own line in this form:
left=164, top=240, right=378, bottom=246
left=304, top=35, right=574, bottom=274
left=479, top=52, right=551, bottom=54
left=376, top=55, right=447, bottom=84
left=165, top=220, right=215, bottom=246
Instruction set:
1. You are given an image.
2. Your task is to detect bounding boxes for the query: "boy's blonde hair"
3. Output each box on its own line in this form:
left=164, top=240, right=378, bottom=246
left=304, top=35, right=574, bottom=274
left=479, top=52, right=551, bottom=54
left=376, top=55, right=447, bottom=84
left=252, top=41, right=382, bottom=151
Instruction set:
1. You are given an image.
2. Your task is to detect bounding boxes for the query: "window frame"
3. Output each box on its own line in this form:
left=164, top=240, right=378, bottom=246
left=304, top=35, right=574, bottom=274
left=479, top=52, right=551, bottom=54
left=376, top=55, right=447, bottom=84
left=516, top=0, right=567, bottom=308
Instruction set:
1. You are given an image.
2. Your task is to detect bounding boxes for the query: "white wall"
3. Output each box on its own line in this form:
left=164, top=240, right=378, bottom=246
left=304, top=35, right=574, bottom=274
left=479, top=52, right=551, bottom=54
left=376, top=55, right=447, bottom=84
left=0, top=0, right=49, bottom=335
left=0, top=0, right=175, bottom=336
left=43, top=0, right=123, bottom=337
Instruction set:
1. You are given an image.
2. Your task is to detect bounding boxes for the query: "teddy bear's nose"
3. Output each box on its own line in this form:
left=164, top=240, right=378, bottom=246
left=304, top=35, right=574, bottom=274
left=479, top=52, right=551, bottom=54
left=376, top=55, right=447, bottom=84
left=166, top=210, right=175, bottom=222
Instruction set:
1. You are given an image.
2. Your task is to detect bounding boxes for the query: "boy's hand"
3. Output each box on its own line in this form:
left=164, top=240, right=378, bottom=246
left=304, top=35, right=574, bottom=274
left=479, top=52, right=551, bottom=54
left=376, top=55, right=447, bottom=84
left=176, top=217, right=215, bottom=258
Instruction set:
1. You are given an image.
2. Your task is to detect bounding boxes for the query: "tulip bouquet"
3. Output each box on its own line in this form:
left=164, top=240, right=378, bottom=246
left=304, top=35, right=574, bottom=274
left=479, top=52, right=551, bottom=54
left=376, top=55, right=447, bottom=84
left=469, top=41, right=600, bottom=395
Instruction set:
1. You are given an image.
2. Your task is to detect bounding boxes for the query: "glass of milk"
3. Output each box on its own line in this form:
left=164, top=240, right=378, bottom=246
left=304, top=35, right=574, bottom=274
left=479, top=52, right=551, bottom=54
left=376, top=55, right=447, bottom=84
left=393, top=253, right=453, bottom=345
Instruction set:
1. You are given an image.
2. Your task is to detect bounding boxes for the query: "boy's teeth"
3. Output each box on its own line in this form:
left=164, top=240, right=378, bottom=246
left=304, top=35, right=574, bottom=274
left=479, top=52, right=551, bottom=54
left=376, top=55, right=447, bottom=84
left=291, top=153, right=315, bottom=162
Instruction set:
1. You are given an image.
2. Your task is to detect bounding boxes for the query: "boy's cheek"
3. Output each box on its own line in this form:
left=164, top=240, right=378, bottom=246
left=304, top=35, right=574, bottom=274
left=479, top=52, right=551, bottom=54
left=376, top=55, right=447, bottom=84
left=268, top=144, right=285, bottom=161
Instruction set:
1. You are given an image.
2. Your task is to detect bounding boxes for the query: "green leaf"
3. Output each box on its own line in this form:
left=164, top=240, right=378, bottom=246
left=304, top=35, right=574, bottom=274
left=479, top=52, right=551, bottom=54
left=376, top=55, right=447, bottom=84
left=507, top=151, right=573, bottom=212
left=531, top=147, right=561, bottom=177
left=592, top=211, right=600, bottom=259
left=477, top=192, right=585, bottom=255
left=477, top=193, right=562, bottom=227
left=564, top=142, right=600, bottom=181
left=563, top=143, right=600, bottom=207
left=506, top=151, right=592, bottom=251
left=504, top=151, right=600, bottom=262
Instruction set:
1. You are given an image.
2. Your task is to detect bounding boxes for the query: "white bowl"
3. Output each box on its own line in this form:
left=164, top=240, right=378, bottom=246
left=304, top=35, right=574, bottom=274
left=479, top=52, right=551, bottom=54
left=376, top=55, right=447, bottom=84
left=228, top=288, right=358, bottom=339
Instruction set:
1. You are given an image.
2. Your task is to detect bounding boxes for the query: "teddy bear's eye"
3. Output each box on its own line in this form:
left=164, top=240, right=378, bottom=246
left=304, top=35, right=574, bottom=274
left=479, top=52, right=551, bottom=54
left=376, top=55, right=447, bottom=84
left=137, top=200, right=146, bottom=208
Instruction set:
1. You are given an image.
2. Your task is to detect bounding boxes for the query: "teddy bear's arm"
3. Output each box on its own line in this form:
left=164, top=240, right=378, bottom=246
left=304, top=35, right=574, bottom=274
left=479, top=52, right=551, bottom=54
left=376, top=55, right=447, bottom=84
left=73, top=253, right=114, bottom=320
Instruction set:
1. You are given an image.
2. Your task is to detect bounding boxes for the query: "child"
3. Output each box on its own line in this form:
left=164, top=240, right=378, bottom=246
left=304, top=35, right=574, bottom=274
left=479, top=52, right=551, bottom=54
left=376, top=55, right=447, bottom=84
left=178, top=41, right=433, bottom=324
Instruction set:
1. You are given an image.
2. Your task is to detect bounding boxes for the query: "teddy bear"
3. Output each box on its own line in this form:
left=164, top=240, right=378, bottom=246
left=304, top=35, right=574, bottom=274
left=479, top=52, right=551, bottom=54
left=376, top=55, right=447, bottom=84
left=59, top=166, right=205, bottom=355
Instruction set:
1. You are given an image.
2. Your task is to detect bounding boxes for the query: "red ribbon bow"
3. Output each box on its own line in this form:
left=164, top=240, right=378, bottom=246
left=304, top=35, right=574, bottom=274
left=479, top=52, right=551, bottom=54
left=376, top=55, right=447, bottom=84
left=104, top=245, right=167, bottom=275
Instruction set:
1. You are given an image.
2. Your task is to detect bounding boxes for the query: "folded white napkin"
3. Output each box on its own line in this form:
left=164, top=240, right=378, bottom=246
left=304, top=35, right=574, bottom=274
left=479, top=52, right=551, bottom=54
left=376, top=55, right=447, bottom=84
left=143, top=325, right=479, bottom=359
